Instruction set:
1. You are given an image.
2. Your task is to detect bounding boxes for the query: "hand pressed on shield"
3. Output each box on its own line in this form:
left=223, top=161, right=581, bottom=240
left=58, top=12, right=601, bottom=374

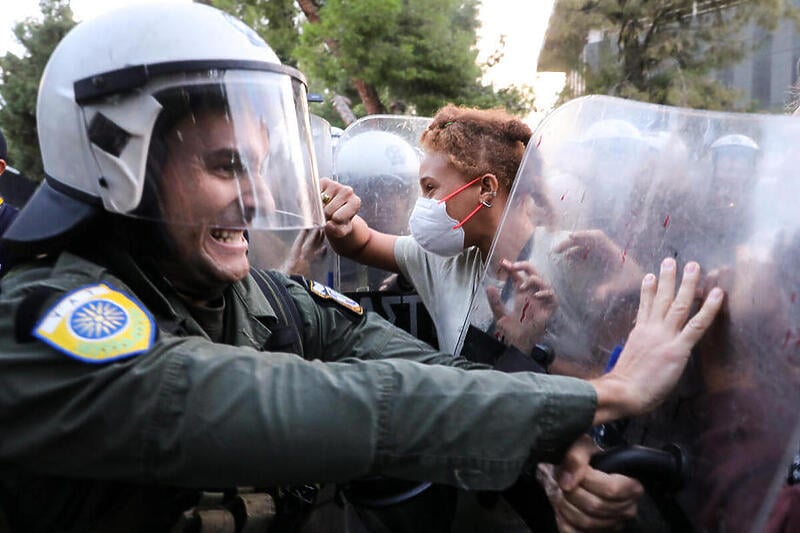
left=590, top=258, right=724, bottom=424
left=487, top=259, right=557, bottom=354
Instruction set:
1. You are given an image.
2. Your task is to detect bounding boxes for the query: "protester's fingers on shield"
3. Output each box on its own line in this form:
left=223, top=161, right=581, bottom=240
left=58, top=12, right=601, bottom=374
left=665, top=261, right=700, bottom=329
left=652, top=258, right=678, bottom=318
left=636, top=272, right=657, bottom=324
left=497, top=259, right=527, bottom=288
left=511, top=263, right=550, bottom=293
left=558, top=244, right=587, bottom=263
left=560, top=229, right=607, bottom=251
left=509, top=260, right=543, bottom=278
left=679, top=286, right=724, bottom=347
left=534, top=288, right=557, bottom=306
left=486, top=285, right=507, bottom=321
left=553, top=233, right=579, bottom=254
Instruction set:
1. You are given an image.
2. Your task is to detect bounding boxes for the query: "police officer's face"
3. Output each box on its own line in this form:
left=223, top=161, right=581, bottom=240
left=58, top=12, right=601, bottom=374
left=159, top=109, right=273, bottom=293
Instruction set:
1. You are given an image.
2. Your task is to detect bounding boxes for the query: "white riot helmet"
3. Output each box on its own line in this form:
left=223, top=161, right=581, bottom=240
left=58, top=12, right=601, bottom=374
left=710, top=133, right=760, bottom=180
left=710, top=133, right=760, bottom=152
left=5, top=3, right=323, bottom=245
left=334, top=130, right=420, bottom=234
left=579, top=118, right=648, bottom=165
left=582, top=119, right=643, bottom=144
left=334, top=130, right=420, bottom=186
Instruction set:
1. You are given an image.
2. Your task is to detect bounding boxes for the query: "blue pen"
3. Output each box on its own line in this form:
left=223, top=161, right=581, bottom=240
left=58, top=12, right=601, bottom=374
left=604, top=342, right=624, bottom=373
left=592, top=341, right=625, bottom=447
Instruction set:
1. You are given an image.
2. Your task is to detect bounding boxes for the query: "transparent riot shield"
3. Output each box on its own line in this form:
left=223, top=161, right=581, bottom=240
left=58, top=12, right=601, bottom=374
left=246, top=114, right=336, bottom=284
left=332, top=115, right=438, bottom=346
left=311, top=114, right=334, bottom=180
left=458, top=95, right=800, bottom=532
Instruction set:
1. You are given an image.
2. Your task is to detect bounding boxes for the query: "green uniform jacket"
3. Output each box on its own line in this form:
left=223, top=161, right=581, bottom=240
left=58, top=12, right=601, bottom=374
left=0, top=249, right=596, bottom=530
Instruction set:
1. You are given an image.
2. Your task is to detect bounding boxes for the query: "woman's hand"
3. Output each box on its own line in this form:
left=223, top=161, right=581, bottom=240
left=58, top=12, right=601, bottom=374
left=320, top=177, right=362, bottom=239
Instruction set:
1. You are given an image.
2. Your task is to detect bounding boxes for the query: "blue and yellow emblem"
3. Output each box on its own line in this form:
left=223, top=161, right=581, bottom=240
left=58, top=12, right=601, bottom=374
left=33, top=283, right=156, bottom=363
left=308, top=280, right=364, bottom=315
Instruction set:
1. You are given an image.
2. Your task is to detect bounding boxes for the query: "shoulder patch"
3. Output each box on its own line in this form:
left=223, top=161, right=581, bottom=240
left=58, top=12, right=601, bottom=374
left=33, top=283, right=156, bottom=364
left=307, top=280, right=364, bottom=315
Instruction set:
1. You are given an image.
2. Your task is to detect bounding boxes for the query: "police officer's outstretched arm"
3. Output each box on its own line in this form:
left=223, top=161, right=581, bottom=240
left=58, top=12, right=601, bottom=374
left=320, top=176, right=401, bottom=273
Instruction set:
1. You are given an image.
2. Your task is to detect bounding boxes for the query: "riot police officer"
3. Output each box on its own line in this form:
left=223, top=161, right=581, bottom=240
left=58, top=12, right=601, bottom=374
left=0, top=4, right=722, bottom=532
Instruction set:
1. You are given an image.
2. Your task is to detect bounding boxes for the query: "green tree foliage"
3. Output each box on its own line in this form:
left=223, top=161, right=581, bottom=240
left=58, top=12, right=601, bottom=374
left=0, top=0, right=76, bottom=181
left=541, top=0, right=800, bottom=110
left=293, top=0, right=532, bottom=118
left=207, top=0, right=301, bottom=66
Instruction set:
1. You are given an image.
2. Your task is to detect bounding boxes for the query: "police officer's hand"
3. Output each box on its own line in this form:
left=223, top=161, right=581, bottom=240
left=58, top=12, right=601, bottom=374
left=590, top=258, right=724, bottom=423
left=320, top=177, right=362, bottom=239
left=552, top=436, right=643, bottom=532
left=487, top=259, right=557, bottom=353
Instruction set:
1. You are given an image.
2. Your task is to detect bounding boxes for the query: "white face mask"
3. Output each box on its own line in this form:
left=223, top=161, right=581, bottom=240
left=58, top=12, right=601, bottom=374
left=408, top=197, right=466, bottom=256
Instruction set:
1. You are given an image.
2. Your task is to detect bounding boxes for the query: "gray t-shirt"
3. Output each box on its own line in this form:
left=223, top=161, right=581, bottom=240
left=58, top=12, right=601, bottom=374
left=394, top=236, right=484, bottom=354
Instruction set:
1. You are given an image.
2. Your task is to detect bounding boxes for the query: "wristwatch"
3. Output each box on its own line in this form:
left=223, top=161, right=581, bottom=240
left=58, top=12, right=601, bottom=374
left=530, top=343, right=555, bottom=369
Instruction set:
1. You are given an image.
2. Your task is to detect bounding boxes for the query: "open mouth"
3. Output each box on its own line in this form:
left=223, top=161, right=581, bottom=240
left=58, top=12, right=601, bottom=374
left=210, top=227, right=246, bottom=245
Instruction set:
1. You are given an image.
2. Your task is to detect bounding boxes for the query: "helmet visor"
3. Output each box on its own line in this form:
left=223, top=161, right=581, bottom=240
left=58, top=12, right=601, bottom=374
left=123, top=70, right=323, bottom=231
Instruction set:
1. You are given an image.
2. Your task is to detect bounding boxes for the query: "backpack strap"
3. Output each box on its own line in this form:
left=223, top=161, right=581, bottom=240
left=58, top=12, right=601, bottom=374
left=250, top=268, right=305, bottom=358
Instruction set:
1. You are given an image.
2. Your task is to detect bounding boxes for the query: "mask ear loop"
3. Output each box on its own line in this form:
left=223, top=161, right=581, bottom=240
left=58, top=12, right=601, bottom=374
left=436, top=175, right=489, bottom=230
left=437, top=176, right=482, bottom=204
left=453, top=190, right=496, bottom=229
